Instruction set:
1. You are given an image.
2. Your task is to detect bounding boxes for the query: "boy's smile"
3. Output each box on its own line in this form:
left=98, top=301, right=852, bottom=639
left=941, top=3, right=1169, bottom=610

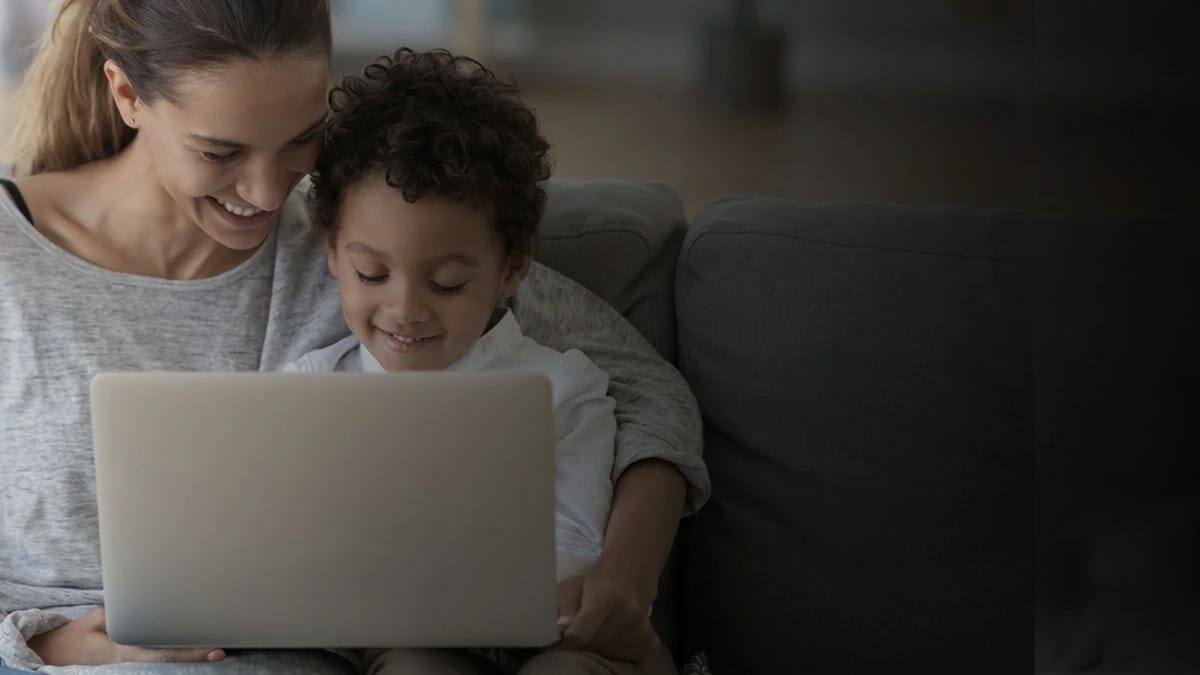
left=325, top=173, right=529, bottom=371
left=380, top=330, right=439, bottom=353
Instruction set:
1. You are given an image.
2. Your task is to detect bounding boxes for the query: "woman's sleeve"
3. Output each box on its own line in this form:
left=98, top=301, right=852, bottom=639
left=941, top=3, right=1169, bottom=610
left=514, top=262, right=710, bottom=514
left=0, top=609, right=69, bottom=671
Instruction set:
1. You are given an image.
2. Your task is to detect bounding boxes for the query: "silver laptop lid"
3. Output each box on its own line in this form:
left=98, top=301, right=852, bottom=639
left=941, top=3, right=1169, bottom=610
left=91, top=371, right=558, bottom=649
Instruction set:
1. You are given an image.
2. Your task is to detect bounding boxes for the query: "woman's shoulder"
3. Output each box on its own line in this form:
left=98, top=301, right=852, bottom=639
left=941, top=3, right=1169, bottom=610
left=9, top=160, right=108, bottom=209
left=275, top=178, right=324, bottom=256
left=2, top=170, right=72, bottom=224
left=0, top=171, right=78, bottom=250
left=256, top=179, right=349, bottom=370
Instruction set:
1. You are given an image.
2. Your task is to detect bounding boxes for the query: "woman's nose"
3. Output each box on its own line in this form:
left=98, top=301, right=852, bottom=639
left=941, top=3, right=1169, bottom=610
left=235, top=158, right=290, bottom=212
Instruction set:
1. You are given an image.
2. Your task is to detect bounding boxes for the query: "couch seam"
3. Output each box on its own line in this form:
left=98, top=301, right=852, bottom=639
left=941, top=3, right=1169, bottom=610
left=540, top=227, right=654, bottom=262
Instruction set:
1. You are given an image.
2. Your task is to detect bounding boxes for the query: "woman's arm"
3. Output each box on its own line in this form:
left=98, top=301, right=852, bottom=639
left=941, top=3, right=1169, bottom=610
left=593, top=459, right=687, bottom=606
left=0, top=609, right=70, bottom=671
left=515, top=263, right=710, bottom=513
left=556, top=460, right=686, bottom=661
left=9, top=608, right=223, bottom=669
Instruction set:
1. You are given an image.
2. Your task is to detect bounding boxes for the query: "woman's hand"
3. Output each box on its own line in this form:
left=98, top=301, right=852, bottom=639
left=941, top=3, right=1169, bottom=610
left=555, top=569, right=661, bottom=662
left=551, top=459, right=687, bottom=662
left=27, top=608, right=225, bottom=667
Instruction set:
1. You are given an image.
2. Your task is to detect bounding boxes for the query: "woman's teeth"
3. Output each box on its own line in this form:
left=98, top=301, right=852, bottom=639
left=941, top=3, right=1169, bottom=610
left=215, top=198, right=265, bottom=218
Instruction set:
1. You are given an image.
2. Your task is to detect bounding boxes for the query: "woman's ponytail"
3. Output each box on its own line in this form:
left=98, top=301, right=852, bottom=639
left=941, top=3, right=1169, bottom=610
left=4, top=0, right=332, bottom=176
left=5, top=0, right=132, bottom=175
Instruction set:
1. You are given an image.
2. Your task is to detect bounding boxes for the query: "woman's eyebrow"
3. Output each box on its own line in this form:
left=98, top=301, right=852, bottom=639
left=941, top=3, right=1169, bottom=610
left=185, top=116, right=327, bottom=149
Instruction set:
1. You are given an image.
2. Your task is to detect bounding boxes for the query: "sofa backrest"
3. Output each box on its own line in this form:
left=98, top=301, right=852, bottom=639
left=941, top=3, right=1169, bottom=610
left=675, top=197, right=1039, bottom=673
left=674, top=195, right=1199, bottom=673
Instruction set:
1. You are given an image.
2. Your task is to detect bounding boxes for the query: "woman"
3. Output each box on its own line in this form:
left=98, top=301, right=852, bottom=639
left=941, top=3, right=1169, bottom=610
left=0, top=1, right=708, bottom=673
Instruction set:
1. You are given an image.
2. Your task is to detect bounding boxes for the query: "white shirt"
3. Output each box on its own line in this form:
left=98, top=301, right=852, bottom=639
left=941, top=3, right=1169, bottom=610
left=284, top=311, right=615, bottom=580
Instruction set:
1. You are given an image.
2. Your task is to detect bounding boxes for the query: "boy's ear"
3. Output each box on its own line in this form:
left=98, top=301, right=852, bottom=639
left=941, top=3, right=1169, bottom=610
left=500, top=252, right=532, bottom=299
left=323, top=236, right=339, bottom=279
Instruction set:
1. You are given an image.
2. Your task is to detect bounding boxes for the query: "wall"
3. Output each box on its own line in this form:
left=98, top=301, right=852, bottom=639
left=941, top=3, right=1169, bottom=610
left=516, top=0, right=1196, bottom=107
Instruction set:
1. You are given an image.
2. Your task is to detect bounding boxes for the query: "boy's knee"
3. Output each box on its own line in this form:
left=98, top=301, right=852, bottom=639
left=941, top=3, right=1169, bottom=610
left=364, top=647, right=494, bottom=675
left=518, top=647, right=677, bottom=675
left=518, top=649, right=630, bottom=675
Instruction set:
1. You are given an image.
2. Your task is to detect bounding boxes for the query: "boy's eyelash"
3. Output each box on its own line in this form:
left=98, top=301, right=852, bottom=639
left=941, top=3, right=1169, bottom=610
left=431, top=282, right=466, bottom=295
left=356, top=271, right=388, bottom=284
left=353, top=272, right=465, bottom=294
left=199, top=150, right=239, bottom=164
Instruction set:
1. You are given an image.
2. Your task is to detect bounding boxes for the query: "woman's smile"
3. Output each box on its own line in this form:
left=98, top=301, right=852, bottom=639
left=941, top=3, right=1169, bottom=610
left=204, top=195, right=275, bottom=229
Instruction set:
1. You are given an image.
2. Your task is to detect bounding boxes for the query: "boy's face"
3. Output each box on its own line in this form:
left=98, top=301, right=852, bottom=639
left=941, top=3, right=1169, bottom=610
left=325, top=173, right=530, bottom=371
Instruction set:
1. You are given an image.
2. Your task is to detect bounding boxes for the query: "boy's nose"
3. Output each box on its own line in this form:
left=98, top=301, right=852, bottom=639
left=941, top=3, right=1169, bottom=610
left=384, top=294, right=432, bottom=326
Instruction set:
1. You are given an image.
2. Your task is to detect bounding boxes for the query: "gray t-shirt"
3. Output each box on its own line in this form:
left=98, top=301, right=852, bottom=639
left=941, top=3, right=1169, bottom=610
left=0, top=183, right=708, bottom=671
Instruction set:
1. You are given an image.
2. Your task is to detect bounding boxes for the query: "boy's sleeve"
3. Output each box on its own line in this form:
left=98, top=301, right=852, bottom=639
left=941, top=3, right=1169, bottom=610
left=550, top=350, right=617, bottom=580
left=515, top=263, right=710, bottom=515
left=280, top=355, right=310, bottom=373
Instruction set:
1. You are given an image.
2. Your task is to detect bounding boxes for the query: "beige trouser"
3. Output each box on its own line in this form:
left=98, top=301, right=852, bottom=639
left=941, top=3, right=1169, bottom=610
left=362, top=646, right=677, bottom=675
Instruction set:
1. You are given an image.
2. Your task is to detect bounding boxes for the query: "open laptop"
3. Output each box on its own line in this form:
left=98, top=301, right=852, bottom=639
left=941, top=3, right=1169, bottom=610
left=90, top=371, right=559, bottom=649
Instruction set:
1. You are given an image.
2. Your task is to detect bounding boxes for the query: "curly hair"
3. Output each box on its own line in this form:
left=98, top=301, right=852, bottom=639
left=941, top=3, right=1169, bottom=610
left=311, top=48, right=551, bottom=256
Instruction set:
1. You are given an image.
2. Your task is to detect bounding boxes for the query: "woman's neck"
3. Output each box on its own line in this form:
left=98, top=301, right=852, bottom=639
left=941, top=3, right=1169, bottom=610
left=36, top=139, right=260, bottom=280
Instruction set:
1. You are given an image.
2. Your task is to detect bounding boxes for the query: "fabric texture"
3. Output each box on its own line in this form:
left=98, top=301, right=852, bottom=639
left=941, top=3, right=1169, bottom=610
left=675, top=196, right=1200, bottom=674
left=537, top=180, right=687, bottom=364
left=0, top=180, right=707, bottom=672
left=284, top=310, right=617, bottom=581
left=676, top=198, right=1036, bottom=674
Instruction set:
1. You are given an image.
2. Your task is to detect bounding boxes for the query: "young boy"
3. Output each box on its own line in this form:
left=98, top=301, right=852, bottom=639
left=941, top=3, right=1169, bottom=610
left=285, top=49, right=617, bottom=673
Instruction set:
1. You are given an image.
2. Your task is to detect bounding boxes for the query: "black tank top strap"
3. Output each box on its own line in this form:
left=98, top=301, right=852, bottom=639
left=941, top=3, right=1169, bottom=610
left=0, top=178, right=34, bottom=227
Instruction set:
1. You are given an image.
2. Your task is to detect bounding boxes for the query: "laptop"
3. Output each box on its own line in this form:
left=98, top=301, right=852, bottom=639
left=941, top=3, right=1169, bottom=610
left=90, top=371, right=559, bottom=649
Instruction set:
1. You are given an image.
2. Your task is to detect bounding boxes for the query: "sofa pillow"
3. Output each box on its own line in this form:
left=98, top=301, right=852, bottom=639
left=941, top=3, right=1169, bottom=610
left=676, top=198, right=1039, bottom=673
left=535, top=179, right=687, bottom=362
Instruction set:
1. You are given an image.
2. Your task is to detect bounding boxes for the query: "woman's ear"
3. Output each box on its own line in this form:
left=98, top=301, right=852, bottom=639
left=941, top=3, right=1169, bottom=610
left=500, top=252, right=532, bottom=299
left=103, top=59, right=142, bottom=127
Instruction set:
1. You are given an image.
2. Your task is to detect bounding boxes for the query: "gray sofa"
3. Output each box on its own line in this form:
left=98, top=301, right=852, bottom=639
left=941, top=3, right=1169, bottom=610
left=536, top=180, right=1199, bottom=674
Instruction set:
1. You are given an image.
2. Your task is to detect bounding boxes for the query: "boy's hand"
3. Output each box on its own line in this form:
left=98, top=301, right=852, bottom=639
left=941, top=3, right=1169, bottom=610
left=554, top=570, right=660, bottom=662
left=28, top=608, right=226, bottom=667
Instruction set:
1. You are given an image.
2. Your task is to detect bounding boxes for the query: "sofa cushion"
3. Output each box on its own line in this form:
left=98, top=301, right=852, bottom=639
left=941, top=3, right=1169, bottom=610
left=535, top=179, right=687, bottom=362
left=677, top=196, right=1200, bottom=673
left=676, top=197, right=1040, bottom=672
